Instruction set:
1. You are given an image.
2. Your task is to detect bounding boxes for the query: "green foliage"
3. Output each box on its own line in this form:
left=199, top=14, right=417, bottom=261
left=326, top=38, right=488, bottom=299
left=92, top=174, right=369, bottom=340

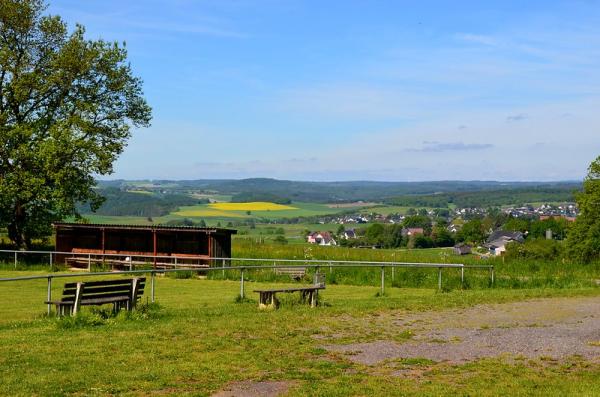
left=567, top=156, right=600, bottom=262
left=505, top=239, right=565, bottom=261
left=504, top=217, right=531, bottom=233
left=403, top=215, right=430, bottom=230
left=411, top=235, right=434, bottom=249
left=456, top=219, right=486, bottom=244
left=431, top=226, right=455, bottom=247
left=530, top=217, right=570, bottom=239
left=0, top=0, right=151, bottom=247
left=365, top=223, right=385, bottom=245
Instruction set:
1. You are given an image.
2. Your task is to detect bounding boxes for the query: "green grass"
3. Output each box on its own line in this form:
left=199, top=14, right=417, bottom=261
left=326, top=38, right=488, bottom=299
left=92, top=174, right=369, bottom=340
left=1, top=270, right=600, bottom=396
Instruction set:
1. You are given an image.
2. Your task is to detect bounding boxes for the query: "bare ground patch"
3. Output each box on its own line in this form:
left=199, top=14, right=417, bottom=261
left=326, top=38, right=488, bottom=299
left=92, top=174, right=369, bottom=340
left=325, top=296, right=600, bottom=365
left=212, top=380, right=294, bottom=397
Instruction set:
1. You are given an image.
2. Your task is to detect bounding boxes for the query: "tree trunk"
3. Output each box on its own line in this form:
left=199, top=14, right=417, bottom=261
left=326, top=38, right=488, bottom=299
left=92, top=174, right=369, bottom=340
left=7, top=203, right=26, bottom=249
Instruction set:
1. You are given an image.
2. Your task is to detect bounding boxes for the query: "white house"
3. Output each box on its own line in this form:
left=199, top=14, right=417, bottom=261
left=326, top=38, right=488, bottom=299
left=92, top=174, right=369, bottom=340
left=307, top=231, right=337, bottom=246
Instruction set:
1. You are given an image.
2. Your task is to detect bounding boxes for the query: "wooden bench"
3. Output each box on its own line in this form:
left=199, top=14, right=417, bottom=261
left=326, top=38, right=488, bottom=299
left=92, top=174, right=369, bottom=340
left=45, top=278, right=146, bottom=316
left=254, top=273, right=326, bottom=309
left=274, top=267, right=307, bottom=281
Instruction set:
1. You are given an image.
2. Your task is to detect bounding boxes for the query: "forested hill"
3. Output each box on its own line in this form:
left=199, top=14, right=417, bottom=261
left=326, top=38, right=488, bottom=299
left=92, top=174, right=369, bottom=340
left=77, top=188, right=199, bottom=217
left=98, top=178, right=581, bottom=204
left=383, top=187, right=578, bottom=208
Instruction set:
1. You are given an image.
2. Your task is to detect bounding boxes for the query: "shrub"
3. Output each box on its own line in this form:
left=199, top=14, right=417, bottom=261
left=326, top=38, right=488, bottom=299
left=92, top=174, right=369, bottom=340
left=505, top=239, right=564, bottom=261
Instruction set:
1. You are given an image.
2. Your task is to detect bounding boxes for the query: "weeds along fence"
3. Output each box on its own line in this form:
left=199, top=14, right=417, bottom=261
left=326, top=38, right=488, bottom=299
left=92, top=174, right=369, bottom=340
left=0, top=262, right=476, bottom=316
left=0, top=248, right=596, bottom=290
left=232, top=241, right=600, bottom=290
left=0, top=249, right=495, bottom=295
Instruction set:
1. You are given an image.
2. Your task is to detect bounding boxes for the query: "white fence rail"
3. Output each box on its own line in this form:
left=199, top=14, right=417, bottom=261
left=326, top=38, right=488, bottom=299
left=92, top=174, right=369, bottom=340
left=0, top=249, right=494, bottom=315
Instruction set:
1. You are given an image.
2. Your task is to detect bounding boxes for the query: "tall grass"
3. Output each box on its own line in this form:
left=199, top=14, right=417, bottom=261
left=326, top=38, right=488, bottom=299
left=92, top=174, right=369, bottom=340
left=226, top=238, right=600, bottom=290
left=1, top=238, right=598, bottom=291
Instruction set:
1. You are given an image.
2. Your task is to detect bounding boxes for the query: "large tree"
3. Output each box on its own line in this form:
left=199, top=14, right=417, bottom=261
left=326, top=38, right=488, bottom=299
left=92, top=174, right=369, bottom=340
left=0, top=0, right=151, bottom=247
left=566, top=156, right=600, bottom=262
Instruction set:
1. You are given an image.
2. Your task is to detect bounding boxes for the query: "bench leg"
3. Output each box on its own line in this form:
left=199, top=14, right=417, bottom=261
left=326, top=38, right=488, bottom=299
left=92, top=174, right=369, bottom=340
left=258, top=292, right=278, bottom=309
left=258, top=292, right=267, bottom=309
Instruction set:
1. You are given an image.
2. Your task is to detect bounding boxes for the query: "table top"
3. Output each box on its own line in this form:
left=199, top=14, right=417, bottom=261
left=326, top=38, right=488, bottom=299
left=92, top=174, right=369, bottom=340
left=253, top=286, right=325, bottom=293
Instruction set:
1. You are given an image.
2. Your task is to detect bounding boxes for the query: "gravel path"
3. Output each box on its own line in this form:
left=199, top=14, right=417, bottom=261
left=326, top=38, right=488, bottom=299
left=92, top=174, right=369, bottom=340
left=325, top=296, right=600, bottom=365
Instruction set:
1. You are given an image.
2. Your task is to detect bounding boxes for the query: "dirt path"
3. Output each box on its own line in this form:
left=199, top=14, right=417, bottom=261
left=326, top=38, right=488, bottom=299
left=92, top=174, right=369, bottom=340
left=325, top=296, right=600, bottom=365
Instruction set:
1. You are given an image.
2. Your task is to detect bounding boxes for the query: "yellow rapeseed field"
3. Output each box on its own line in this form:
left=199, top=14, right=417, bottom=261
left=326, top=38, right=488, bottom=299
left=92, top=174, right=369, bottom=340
left=173, top=208, right=246, bottom=217
left=209, top=202, right=297, bottom=211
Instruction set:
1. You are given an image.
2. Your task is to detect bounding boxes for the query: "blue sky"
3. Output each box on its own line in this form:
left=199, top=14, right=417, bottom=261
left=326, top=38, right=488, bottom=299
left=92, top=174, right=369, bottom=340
left=50, top=0, right=600, bottom=181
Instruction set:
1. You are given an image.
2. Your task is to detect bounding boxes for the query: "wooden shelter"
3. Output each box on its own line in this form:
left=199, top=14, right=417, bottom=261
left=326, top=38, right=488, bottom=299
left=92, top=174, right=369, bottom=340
left=53, top=223, right=236, bottom=269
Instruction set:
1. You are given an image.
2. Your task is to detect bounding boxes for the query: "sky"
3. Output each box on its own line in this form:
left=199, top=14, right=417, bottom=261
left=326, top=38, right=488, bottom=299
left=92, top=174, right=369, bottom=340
left=49, top=0, right=600, bottom=182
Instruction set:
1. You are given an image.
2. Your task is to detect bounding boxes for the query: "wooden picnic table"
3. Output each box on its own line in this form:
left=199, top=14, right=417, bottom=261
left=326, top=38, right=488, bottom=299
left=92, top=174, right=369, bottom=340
left=253, top=285, right=325, bottom=309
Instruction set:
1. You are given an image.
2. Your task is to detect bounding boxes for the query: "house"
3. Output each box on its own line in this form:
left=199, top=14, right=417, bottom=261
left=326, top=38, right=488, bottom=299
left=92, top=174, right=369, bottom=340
left=484, top=230, right=524, bottom=256
left=342, top=229, right=356, bottom=239
left=306, top=232, right=319, bottom=244
left=453, top=243, right=472, bottom=255
left=307, top=231, right=337, bottom=246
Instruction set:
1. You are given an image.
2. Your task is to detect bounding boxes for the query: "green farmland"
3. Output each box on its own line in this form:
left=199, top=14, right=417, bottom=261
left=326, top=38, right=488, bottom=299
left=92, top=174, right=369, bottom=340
left=82, top=201, right=358, bottom=225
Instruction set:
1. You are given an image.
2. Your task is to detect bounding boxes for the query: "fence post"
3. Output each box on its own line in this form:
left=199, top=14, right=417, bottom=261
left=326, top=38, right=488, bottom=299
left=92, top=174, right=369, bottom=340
left=88, top=254, right=91, bottom=272
left=438, top=267, right=442, bottom=291
left=175, top=256, right=178, bottom=269
left=222, top=258, right=226, bottom=277
left=392, top=265, right=395, bottom=282
left=14, top=251, right=17, bottom=269
left=491, top=266, right=495, bottom=286
left=329, top=262, right=332, bottom=273
left=151, top=271, right=155, bottom=303
left=461, top=266, right=464, bottom=288
left=381, top=266, right=385, bottom=295
left=49, top=253, right=53, bottom=269
left=240, top=268, right=245, bottom=299
left=47, top=276, right=52, bottom=315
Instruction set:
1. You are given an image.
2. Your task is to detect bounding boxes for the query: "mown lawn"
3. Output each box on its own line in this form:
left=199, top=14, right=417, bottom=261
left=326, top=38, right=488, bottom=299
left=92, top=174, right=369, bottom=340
left=1, top=271, right=600, bottom=396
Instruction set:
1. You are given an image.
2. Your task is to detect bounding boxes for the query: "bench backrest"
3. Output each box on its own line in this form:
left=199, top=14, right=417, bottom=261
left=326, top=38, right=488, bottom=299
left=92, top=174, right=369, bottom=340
left=60, top=278, right=146, bottom=306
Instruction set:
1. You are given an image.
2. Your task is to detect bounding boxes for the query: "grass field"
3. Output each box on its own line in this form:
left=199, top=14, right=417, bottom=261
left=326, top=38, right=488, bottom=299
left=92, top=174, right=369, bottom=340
left=1, top=270, right=600, bottom=396
left=211, top=202, right=298, bottom=211
left=173, top=207, right=248, bottom=218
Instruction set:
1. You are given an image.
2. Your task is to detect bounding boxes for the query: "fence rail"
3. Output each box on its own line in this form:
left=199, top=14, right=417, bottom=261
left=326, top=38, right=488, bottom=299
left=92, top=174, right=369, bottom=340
left=0, top=249, right=494, bottom=315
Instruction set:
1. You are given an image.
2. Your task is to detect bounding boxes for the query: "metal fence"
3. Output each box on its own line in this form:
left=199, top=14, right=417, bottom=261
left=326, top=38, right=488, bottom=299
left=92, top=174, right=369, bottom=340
left=0, top=249, right=494, bottom=315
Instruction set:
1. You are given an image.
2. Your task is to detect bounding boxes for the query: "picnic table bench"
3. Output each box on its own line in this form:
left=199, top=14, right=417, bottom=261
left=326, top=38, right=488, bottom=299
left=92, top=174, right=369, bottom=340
left=254, top=273, right=326, bottom=309
left=45, top=277, right=146, bottom=316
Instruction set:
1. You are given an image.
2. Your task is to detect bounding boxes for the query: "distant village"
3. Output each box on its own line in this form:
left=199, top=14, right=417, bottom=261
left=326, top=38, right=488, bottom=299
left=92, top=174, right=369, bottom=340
left=305, top=203, right=578, bottom=257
